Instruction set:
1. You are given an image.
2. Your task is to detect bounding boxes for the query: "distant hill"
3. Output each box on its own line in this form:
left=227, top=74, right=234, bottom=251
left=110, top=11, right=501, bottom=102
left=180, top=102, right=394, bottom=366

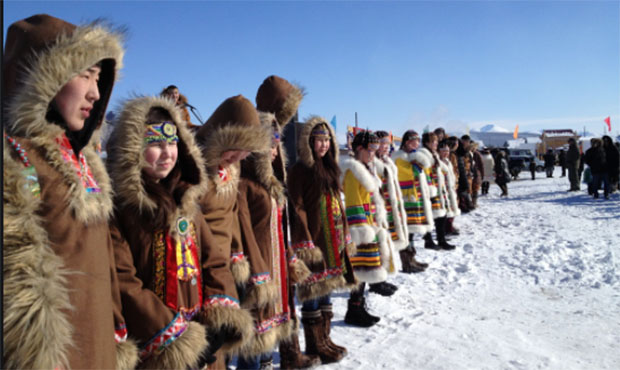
left=479, top=124, right=511, bottom=133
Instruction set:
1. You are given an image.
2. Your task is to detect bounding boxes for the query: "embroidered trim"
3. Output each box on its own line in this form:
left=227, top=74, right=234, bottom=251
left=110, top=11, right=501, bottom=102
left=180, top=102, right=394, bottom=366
left=5, top=134, right=41, bottom=198
left=204, top=294, right=240, bottom=308
left=231, top=252, right=245, bottom=264
left=139, top=313, right=188, bottom=359
left=153, top=231, right=166, bottom=301
left=288, top=255, right=299, bottom=265
left=179, top=302, right=201, bottom=321
left=114, top=324, right=128, bottom=343
left=255, top=312, right=290, bottom=334
left=56, top=133, right=101, bottom=193
left=291, top=240, right=315, bottom=250
left=301, top=267, right=343, bottom=285
left=250, top=272, right=271, bottom=286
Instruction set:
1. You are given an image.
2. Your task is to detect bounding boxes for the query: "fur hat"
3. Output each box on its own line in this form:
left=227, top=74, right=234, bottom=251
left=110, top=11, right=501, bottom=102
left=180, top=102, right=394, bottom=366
left=195, top=95, right=271, bottom=171
left=255, top=75, right=304, bottom=127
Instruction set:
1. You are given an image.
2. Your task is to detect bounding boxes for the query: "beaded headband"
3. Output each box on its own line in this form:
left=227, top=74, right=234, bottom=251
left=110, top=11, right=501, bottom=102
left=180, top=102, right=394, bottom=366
left=379, top=137, right=391, bottom=144
left=368, top=143, right=380, bottom=151
left=311, top=125, right=331, bottom=139
left=272, top=130, right=281, bottom=147
left=144, top=121, right=178, bottom=144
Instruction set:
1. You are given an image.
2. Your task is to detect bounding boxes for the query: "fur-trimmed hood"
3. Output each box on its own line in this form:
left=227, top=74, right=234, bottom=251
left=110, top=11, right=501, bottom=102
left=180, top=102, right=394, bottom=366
left=4, top=14, right=124, bottom=148
left=240, top=112, right=285, bottom=205
left=106, top=96, right=208, bottom=235
left=255, top=75, right=305, bottom=128
left=391, top=148, right=432, bottom=169
left=195, top=95, right=271, bottom=177
left=297, top=116, right=339, bottom=169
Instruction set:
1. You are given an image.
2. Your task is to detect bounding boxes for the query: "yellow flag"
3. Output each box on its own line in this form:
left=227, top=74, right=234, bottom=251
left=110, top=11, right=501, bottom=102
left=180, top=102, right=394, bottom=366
left=513, top=124, right=519, bottom=139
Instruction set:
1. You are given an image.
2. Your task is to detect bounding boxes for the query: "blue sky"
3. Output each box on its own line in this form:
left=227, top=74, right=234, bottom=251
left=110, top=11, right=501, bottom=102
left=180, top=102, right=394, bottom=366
left=4, top=1, right=619, bottom=139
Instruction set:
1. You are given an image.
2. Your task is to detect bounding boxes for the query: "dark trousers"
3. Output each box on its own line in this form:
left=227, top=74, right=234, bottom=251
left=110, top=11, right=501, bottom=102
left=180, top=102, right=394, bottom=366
left=545, top=166, right=554, bottom=178
left=568, top=163, right=580, bottom=190
left=591, top=173, right=610, bottom=198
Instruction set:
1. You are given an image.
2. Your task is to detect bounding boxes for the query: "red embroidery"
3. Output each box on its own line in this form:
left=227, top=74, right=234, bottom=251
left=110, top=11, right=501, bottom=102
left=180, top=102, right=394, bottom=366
left=56, top=133, right=100, bottom=193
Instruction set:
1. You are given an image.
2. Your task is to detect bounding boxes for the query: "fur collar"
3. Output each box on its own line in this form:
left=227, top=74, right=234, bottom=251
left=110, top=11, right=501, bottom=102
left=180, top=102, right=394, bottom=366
left=106, top=96, right=208, bottom=233
left=415, top=148, right=435, bottom=168
left=297, top=116, right=339, bottom=169
left=339, top=156, right=381, bottom=194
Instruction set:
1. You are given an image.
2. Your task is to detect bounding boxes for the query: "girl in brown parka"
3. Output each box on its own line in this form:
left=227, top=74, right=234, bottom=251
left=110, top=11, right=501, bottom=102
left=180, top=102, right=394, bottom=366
left=106, top=96, right=230, bottom=368
left=3, top=14, right=138, bottom=369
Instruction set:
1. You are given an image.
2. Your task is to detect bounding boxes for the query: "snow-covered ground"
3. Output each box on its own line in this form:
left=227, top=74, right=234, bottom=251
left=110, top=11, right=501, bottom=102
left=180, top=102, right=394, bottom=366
left=289, top=167, right=619, bottom=370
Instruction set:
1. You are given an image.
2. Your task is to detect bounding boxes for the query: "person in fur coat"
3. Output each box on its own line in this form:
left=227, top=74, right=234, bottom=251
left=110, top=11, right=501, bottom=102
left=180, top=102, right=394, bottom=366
left=480, top=148, right=495, bottom=195
left=2, top=14, right=138, bottom=369
left=391, top=130, right=435, bottom=259
left=374, top=131, right=428, bottom=273
left=446, top=136, right=462, bottom=235
left=288, top=117, right=357, bottom=364
left=438, top=140, right=462, bottom=235
left=341, top=131, right=393, bottom=327
left=108, top=96, right=245, bottom=368
left=420, top=132, right=455, bottom=250
left=235, top=114, right=312, bottom=369
left=255, top=75, right=321, bottom=369
left=195, top=95, right=268, bottom=368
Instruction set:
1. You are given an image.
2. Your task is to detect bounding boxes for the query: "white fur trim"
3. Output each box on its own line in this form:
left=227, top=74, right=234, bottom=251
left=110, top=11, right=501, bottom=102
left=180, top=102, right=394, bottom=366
left=374, top=157, right=408, bottom=251
left=349, top=225, right=377, bottom=246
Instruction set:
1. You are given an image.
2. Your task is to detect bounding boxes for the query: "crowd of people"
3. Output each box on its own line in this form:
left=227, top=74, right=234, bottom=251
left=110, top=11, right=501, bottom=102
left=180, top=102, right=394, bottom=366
left=3, top=14, right=616, bottom=370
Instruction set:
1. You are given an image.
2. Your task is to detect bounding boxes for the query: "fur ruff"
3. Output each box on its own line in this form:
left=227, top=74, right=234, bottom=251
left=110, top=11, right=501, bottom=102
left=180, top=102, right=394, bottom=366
left=339, top=156, right=387, bottom=228
left=349, top=225, right=377, bottom=246
left=115, top=339, right=139, bottom=370
left=297, top=274, right=358, bottom=303
left=5, top=21, right=124, bottom=139
left=297, top=116, right=339, bottom=168
left=288, top=258, right=312, bottom=284
left=199, top=305, right=254, bottom=356
left=352, top=265, right=388, bottom=284
left=197, top=121, right=271, bottom=175
left=374, top=157, right=409, bottom=251
left=419, top=148, right=447, bottom=218
left=231, top=256, right=251, bottom=286
left=242, top=320, right=294, bottom=359
left=276, top=84, right=305, bottom=129
left=242, top=280, right=279, bottom=310
left=3, top=144, right=74, bottom=370
left=417, top=148, right=438, bottom=198
left=106, top=96, right=209, bottom=236
left=377, top=228, right=396, bottom=274
left=138, top=321, right=207, bottom=369
left=293, top=244, right=325, bottom=266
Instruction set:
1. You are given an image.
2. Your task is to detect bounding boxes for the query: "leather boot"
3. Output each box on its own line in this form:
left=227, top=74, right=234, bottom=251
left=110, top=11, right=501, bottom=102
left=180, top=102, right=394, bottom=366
left=302, top=310, right=344, bottom=364
left=279, top=333, right=320, bottom=369
left=319, top=305, right=347, bottom=356
left=446, top=217, right=460, bottom=236
left=436, top=217, right=456, bottom=250
left=344, top=297, right=380, bottom=327
left=423, top=232, right=440, bottom=250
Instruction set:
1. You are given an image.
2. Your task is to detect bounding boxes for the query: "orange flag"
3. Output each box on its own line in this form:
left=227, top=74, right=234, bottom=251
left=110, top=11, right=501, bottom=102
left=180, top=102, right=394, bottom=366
left=604, top=116, right=611, bottom=131
left=513, top=124, right=519, bottom=139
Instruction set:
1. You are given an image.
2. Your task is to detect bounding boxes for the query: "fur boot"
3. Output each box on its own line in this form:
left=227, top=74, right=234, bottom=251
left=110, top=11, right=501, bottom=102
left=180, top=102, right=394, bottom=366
left=302, top=310, right=344, bottom=364
left=279, top=335, right=320, bottom=369
left=319, top=305, right=348, bottom=356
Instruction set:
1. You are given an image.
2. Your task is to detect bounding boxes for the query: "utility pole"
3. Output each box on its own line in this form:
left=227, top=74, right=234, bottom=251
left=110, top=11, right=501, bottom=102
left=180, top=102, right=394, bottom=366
left=355, top=112, right=358, bottom=128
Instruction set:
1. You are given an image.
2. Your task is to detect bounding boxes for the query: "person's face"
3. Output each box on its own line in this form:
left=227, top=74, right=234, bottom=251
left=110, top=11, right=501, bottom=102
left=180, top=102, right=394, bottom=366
left=166, top=88, right=180, bottom=103
left=313, top=137, right=331, bottom=158
left=220, top=150, right=250, bottom=168
left=356, top=147, right=375, bottom=164
left=439, top=147, right=450, bottom=159
left=428, top=138, right=438, bottom=152
left=143, top=140, right=178, bottom=181
left=462, top=139, right=470, bottom=150
left=377, top=140, right=390, bottom=157
left=405, top=138, right=420, bottom=152
left=270, top=145, right=278, bottom=162
left=54, top=64, right=101, bottom=131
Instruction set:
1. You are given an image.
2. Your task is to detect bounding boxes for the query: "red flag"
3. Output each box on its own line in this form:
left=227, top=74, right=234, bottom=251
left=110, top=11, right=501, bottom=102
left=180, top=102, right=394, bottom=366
left=604, top=116, right=611, bottom=131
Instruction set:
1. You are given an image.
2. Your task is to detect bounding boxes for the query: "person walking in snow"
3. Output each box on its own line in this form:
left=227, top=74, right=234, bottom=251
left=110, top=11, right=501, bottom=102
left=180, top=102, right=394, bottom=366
left=544, top=149, right=556, bottom=178
left=494, top=151, right=511, bottom=197
left=470, top=142, right=484, bottom=208
left=287, top=117, right=357, bottom=365
left=375, top=131, right=428, bottom=273
left=558, top=149, right=567, bottom=177
left=456, top=136, right=475, bottom=212
left=584, top=138, right=609, bottom=199
left=529, top=157, right=537, bottom=180
left=566, top=138, right=581, bottom=191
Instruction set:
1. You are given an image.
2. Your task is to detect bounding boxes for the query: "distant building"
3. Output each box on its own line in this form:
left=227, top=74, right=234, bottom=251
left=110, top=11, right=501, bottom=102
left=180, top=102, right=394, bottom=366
left=538, top=129, right=579, bottom=153
left=468, top=130, right=539, bottom=149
